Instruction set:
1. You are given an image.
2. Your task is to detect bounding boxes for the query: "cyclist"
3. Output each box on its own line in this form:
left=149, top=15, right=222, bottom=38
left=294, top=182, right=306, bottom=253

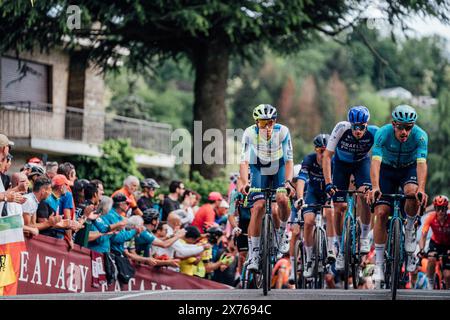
left=227, top=175, right=251, bottom=279
left=369, top=104, right=428, bottom=284
left=323, top=106, right=379, bottom=270
left=295, top=133, right=336, bottom=278
left=418, top=195, right=450, bottom=289
left=240, top=104, right=294, bottom=271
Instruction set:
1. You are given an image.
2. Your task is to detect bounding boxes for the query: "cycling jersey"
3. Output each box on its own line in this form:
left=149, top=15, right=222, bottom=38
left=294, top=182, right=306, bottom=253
left=422, top=212, right=450, bottom=246
left=372, top=124, right=428, bottom=168
left=241, top=124, right=293, bottom=166
left=327, top=121, right=379, bottom=163
left=297, top=153, right=328, bottom=192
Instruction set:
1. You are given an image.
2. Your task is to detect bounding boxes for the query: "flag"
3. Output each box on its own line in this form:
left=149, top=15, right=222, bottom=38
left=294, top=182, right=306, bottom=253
left=0, top=212, right=26, bottom=296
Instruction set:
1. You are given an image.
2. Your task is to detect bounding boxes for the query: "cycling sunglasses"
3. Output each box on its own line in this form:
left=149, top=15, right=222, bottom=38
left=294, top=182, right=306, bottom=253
left=394, top=123, right=414, bottom=131
left=315, top=147, right=326, bottom=153
left=435, top=205, right=448, bottom=212
left=351, top=123, right=367, bottom=131
left=257, top=119, right=275, bottom=128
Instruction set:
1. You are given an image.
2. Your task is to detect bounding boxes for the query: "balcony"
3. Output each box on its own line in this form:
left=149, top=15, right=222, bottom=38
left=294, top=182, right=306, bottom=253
left=0, top=101, right=174, bottom=166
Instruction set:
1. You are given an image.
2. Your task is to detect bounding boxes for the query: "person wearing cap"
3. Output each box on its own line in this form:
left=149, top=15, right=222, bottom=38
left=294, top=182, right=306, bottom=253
left=102, top=192, right=141, bottom=254
left=112, top=175, right=143, bottom=217
left=27, top=165, right=45, bottom=192
left=137, top=178, right=161, bottom=213
left=0, top=134, right=14, bottom=163
left=191, top=192, right=223, bottom=233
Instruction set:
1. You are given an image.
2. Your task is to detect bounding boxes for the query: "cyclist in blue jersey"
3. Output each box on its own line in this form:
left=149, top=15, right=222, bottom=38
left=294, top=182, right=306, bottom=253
left=240, top=104, right=295, bottom=271
left=369, top=105, right=428, bottom=284
left=294, top=134, right=336, bottom=278
left=323, top=106, right=379, bottom=270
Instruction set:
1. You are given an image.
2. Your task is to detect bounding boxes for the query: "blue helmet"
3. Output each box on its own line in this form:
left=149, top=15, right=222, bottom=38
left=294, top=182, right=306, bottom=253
left=348, top=106, right=370, bottom=124
left=392, top=104, right=417, bottom=123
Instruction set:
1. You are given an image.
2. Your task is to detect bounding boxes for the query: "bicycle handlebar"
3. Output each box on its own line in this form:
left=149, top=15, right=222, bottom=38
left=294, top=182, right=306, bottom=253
left=370, top=191, right=424, bottom=213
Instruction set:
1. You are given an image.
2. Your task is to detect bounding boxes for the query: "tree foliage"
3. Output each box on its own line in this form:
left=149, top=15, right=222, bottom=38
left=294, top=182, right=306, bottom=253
left=71, top=139, right=143, bottom=195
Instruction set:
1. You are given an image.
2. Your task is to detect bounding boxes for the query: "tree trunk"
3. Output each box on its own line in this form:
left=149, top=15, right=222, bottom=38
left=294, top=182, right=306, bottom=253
left=190, top=40, right=229, bottom=180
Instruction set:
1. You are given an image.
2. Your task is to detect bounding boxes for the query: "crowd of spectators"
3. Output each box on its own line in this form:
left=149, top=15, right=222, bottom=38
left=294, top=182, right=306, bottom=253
left=0, top=133, right=239, bottom=289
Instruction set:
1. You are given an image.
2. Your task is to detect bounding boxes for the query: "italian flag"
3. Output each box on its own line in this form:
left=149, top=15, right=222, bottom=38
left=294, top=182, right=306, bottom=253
left=0, top=214, right=26, bottom=296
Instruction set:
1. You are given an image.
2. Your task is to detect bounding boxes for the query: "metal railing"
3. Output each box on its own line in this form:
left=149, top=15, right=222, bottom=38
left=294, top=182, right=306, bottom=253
left=0, top=101, right=172, bottom=155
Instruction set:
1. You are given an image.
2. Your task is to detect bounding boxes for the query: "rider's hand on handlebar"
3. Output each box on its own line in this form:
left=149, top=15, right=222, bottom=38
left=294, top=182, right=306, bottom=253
left=416, top=190, right=428, bottom=207
left=232, top=227, right=242, bottom=237
left=284, top=180, right=295, bottom=197
left=240, top=184, right=250, bottom=196
left=325, top=183, right=336, bottom=197
left=417, top=249, right=425, bottom=259
left=369, top=188, right=382, bottom=205
left=294, top=198, right=304, bottom=209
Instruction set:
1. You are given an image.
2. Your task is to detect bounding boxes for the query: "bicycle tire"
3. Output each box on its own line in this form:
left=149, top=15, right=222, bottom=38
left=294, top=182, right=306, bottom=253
left=300, top=242, right=308, bottom=289
left=313, top=227, right=320, bottom=289
left=262, top=215, right=271, bottom=296
left=352, top=220, right=362, bottom=289
left=343, top=217, right=352, bottom=290
left=318, top=229, right=327, bottom=289
left=391, top=219, right=401, bottom=300
left=293, top=239, right=300, bottom=289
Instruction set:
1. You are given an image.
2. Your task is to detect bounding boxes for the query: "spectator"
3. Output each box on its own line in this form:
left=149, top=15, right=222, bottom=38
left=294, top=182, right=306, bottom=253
left=56, top=162, right=76, bottom=220
left=135, top=208, right=186, bottom=258
left=10, top=173, right=29, bottom=194
left=74, top=182, right=102, bottom=246
left=216, top=199, right=229, bottom=226
left=57, top=162, right=77, bottom=186
left=191, top=192, right=201, bottom=215
left=22, top=176, right=54, bottom=234
left=178, top=226, right=205, bottom=276
left=27, top=157, right=43, bottom=167
left=91, top=179, right=104, bottom=199
left=161, top=180, right=184, bottom=222
left=177, top=189, right=195, bottom=228
left=86, top=196, right=126, bottom=254
left=103, top=193, right=140, bottom=254
left=45, top=161, right=58, bottom=180
left=0, top=154, right=12, bottom=190
left=38, top=174, right=72, bottom=240
left=137, top=178, right=162, bottom=214
left=191, top=192, right=223, bottom=233
left=26, top=165, right=45, bottom=192
left=112, top=176, right=143, bottom=217
left=0, top=134, right=13, bottom=162
left=166, top=212, right=183, bottom=237
left=20, top=163, right=33, bottom=178
left=72, top=179, right=90, bottom=219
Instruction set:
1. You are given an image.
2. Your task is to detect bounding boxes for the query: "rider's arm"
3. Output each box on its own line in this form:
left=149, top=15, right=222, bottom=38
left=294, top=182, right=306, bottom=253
left=370, top=158, right=382, bottom=190
left=239, top=162, right=249, bottom=188
left=282, top=127, right=294, bottom=182
left=296, top=179, right=306, bottom=199
left=323, top=122, right=345, bottom=185
left=416, top=130, right=428, bottom=193
left=419, top=213, right=433, bottom=250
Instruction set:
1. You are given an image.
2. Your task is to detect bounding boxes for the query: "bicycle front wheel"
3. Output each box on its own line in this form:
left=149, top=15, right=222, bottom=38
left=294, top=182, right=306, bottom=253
left=262, top=215, right=272, bottom=296
left=390, top=219, right=401, bottom=300
left=343, top=217, right=352, bottom=290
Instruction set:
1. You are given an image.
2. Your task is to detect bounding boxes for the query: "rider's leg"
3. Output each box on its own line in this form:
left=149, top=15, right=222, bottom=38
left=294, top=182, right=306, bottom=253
left=276, top=193, right=290, bottom=254
left=443, top=270, right=450, bottom=289
left=426, top=255, right=437, bottom=288
left=356, top=186, right=371, bottom=236
left=324, top=207, right=336, bottom=254
left=303, top=212, right=315, bottom=261
left=333, top=202, right=347, bottom=253
left=373, top=204, right=390, bottom=282
left=271, top=203, right=281, bottom=229
left=289, top=224, right=300, bottom=277
left=403, top=183, right=419, bottom=253
left=248, top=199, right=265, bottom=264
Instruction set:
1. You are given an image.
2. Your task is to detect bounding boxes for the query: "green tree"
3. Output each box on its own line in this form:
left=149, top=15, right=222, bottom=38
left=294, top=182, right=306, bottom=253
left=72, top=139, right=143, bottom=195
left=2, top=1, right=446, bottom=178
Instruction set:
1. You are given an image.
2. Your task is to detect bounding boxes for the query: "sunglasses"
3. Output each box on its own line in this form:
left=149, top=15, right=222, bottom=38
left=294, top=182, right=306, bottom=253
left=257, top=119, right=275, bottom=128
left=394, top=123, right=414, bottom=131
left=435, top=206, right=447, bottom=212
left=351, top=123, right=367, bottom=131
left=315, top=147, right=326, bottom=153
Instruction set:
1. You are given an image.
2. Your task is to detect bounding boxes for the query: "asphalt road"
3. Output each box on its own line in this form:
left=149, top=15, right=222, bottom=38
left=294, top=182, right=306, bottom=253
left=3, top=289, right=450, bottom=300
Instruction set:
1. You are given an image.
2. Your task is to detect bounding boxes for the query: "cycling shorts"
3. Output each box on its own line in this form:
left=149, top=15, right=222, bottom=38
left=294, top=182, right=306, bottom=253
left=247, top=163, right=285, bottom=207
left=332, top=157, right=371, bottom=203
left=303, top=189, right=329, bottom=215
left=427, top=239, right=450, bottom=270
left=376, top=163, right=417, bottom=207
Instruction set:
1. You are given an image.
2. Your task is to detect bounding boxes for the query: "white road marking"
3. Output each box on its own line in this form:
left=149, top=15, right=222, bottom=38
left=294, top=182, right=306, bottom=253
left=108, top=291, right=162, bottom=300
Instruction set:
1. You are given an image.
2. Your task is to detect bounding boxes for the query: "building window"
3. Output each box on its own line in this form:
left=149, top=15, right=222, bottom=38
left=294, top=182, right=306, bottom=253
left=0, top=56, right=51, bottom=105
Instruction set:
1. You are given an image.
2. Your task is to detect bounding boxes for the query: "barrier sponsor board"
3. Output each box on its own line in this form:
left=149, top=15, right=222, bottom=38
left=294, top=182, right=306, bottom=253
left=17, top=235, right=230, bottom=294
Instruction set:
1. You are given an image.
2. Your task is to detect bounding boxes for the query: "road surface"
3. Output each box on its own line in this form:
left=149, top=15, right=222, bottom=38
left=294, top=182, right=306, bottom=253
left=2, top=289, right=450, bottom=300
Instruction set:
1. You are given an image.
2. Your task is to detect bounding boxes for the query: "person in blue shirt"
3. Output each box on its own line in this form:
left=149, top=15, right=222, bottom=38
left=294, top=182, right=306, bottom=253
left=323, top=106, right=379, bottom=270
left=369, top=104, right=428, bottom=284
left=102, top=193, right=140, bottom=254
left=294, top=134, right=335, bottom=278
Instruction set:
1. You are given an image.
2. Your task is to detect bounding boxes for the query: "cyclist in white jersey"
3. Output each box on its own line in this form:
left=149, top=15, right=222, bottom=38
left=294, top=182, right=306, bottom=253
left=240, top=104, right=295, bottom=271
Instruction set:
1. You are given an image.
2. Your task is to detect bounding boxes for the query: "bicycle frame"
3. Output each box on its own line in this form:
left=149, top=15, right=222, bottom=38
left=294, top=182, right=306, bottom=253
left=340, top=191, right=363, bottom=257
left=386, top=199, right=405, bottom=269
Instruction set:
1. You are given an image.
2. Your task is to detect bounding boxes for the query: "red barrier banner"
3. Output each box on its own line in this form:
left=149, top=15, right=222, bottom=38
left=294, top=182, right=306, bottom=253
left=17, top=235, right=230, bottom=295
